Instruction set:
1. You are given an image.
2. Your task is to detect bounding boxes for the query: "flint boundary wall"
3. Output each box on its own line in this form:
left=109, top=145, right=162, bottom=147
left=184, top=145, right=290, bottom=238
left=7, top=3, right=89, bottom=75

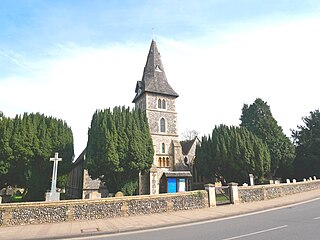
left=2, top=180, right=320, bottom=227
left=0, top=190, right=208, bottom=227
left=238, top=180, right=320, bottom=203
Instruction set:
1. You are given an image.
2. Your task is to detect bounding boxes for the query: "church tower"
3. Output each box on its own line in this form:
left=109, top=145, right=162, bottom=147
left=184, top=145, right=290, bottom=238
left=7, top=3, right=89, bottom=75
left=133, top=40, right=191, bottom=195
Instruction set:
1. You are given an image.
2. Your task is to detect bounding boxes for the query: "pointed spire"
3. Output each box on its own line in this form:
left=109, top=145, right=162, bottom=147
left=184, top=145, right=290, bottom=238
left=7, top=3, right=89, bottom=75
left=133, top=40, right=178, bottom=102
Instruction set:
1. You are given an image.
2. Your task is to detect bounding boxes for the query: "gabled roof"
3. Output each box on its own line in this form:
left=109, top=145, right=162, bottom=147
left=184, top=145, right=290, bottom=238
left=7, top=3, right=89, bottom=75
left=133, top=40, right=179, bottom=102
left=73, top=147, right=87, bottom=165
left=180, top=137, right=199, bottom=155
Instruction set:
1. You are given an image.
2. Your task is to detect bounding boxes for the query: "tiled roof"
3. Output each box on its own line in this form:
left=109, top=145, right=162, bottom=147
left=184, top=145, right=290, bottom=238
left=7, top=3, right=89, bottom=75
left=133, top=40, right=178, bottom=102
left=163, top=171, right=192, bottom=178
left=73, top=147, right=86, bottom=165
left=180, top=140, right=194, bottom=155
left=180, top=137, right=198, bottom=155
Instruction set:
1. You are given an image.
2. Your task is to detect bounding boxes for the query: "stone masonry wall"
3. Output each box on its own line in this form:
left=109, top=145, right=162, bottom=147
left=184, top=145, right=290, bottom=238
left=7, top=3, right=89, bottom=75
left=238, top=180, right=320, bottom=203
left=0, top=191, right=208, bottom=227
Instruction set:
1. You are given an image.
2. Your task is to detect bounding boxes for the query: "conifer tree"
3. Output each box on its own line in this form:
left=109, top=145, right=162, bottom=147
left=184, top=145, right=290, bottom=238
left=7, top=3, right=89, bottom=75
left=86, top=106, right=154, bottom=195
left=0, top=113, right=74, bottom=200
left=292, top=109, right=320, bottom=179
left=240, top=98, right=295, bottom=178
left=196, top=125, right=270, bottom=184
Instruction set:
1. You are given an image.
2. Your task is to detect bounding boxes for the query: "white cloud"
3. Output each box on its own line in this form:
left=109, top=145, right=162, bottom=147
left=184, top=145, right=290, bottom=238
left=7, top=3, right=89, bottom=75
left=159, top=16, right=320, bottom=137
left=1, top=16, right=320, bottom=157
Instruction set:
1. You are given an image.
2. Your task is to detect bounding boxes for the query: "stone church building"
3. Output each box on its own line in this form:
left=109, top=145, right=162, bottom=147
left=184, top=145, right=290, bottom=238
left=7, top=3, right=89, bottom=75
left=66, top=40, right=201, bottom=199
left=133, top=40, right=193, bottom=195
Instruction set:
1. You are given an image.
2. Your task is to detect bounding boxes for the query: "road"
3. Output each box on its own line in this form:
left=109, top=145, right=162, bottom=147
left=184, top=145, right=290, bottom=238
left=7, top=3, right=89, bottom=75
left=72, top=198, right=320, bottom=240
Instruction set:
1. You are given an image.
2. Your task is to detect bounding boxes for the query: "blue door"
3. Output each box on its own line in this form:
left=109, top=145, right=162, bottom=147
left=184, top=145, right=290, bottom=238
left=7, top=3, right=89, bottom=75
left=167, top=178, right=177, bottom=193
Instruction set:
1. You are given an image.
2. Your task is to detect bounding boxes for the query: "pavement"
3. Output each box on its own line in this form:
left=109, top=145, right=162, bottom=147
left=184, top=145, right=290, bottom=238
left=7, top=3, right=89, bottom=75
left=1, top=189, right=320, bottom=240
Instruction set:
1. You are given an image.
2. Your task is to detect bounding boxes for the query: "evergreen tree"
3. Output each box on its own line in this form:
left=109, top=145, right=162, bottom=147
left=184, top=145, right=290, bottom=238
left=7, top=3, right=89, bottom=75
left=0, top=116, right=13, bottom=181
left=292, top=110, right=320, bottom=179
left=196, top=125, right=270, bottom=184
left=240, top=98, right=295, bottom=178
left=86, top=106, right=154, bottom=195
left=0, top=113, right=74, bottom=201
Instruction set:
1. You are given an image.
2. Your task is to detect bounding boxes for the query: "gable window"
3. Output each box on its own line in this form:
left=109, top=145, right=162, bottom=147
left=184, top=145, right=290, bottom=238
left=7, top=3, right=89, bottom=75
left=161, top=143, right=165, bottom=153
left=160, top=118, right=166, bottom=132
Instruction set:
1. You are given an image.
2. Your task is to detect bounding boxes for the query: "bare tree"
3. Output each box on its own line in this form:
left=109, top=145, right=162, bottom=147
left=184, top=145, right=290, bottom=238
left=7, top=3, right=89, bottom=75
left=181, top=129, right=199, bottom=141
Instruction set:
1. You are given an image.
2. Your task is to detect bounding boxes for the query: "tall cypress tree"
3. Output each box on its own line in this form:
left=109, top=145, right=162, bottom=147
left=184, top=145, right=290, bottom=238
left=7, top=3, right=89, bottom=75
left=0, top=116, right=13, bottom=182
left=86, top=106, right=154, bottom=196
left=196, top=125, right=270, bottom=184
left=0, top=113, right=74, bottom=201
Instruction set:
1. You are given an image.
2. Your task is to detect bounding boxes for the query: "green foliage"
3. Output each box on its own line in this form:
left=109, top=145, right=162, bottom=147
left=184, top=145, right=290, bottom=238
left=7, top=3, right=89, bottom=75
left=240, top=98, right=295, bottom=178
left=57, top=174, right=69, bottom=189
left=292, top=110, right=320, bottom=179
left=196, top=125, right=271, bottom=184
left=0, top=113, right=74, bottom=201
left=86, top=106, right=154, bottom=196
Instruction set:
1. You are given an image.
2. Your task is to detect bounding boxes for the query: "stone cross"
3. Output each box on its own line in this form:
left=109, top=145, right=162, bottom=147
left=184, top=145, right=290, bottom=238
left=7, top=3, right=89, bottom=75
left=50, top=152, right=62, bottom=193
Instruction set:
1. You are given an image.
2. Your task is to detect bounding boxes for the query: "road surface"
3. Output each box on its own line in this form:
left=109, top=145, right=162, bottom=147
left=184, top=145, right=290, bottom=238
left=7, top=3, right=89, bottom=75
left=72, top=198, right=320, bottom=240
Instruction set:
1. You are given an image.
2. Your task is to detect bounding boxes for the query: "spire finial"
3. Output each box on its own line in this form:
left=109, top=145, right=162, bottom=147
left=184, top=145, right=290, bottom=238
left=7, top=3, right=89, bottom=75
left=152, top=28, right=156, bottom=41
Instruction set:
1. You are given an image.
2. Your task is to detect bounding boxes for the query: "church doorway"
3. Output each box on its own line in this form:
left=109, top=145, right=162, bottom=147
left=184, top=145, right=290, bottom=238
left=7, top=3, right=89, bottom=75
left=159, top=171, right=192, bottom=193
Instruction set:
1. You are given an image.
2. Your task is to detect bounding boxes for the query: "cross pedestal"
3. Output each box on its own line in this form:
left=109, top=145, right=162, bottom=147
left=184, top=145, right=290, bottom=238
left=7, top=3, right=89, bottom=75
left=45, top=152, right=62, bottom=202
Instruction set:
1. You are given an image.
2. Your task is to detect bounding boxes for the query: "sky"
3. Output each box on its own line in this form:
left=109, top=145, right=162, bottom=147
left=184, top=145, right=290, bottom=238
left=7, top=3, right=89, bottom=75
left=1, top=0, right=320, bottom=158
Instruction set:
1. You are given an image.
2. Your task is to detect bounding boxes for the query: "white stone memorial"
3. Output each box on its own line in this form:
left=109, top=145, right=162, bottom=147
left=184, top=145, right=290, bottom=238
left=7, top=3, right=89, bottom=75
left=45, top=152, right=62, bottom=201
left=249, top=174, right=254, bottom=186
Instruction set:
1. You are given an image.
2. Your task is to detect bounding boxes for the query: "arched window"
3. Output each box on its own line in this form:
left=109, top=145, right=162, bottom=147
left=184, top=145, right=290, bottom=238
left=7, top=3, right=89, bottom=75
left=158, top=157, right=162, bottom=167
left=162, top=99, right=166, bottom=109
left=160, top=118, right=166, bottom=132
left=158, top=99, right=162, bottom=109
left=161, top=143, right=165, bottom=153
left=166, top=157, right=169, bottom=167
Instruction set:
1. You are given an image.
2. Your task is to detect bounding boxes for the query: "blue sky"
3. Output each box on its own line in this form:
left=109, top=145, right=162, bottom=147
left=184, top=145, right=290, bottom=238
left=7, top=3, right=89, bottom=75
left=1, top=1, right=320, bottom=157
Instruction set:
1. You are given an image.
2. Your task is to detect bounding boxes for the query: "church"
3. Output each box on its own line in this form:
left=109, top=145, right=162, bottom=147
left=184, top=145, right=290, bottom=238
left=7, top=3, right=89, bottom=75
left=66, top=39, right=201, bottom=199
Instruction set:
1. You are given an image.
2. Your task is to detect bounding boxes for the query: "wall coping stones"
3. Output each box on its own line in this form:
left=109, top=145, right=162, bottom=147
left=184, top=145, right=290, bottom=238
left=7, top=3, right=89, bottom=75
left=238, top=180, right=320, bottom=203
left=0, top=190, right=208, bottom=227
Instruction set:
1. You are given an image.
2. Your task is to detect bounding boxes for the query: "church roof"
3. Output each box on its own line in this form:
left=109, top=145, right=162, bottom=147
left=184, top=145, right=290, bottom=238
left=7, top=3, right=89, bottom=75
left=163, top=171, right=192, bottom=178
left=133, top=40, right=179, bottom=102
left=180, top=137, right=199, bottom=155
left=73, top=147, right=87, bottom=165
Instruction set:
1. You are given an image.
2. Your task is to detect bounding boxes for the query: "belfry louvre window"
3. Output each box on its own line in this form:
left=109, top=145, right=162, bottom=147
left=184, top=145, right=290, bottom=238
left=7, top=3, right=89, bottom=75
left=160, top=118, right=166, bottom=132
left=162, top=99, right=166, bottom=109
left=158, top=98, right=166, bottom=109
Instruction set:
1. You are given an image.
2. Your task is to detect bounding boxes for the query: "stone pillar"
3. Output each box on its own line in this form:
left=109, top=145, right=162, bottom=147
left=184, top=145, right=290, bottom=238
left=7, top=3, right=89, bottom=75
left=66, top=206, right=74, bottom=222
left=138, top=171, right=143, bottom=195
left=204, top=184, right=216, bottom=208
left=0, top=196, right=2, bottom=204
left=150, top=165, right=158, bottom=195
left=121, top=202, right=129, bottom=217
left=229, top=182, right=239, bottom=204
left=286, top=179, right=290, bottom=183
left=2, top=211, right=11, bottom=226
